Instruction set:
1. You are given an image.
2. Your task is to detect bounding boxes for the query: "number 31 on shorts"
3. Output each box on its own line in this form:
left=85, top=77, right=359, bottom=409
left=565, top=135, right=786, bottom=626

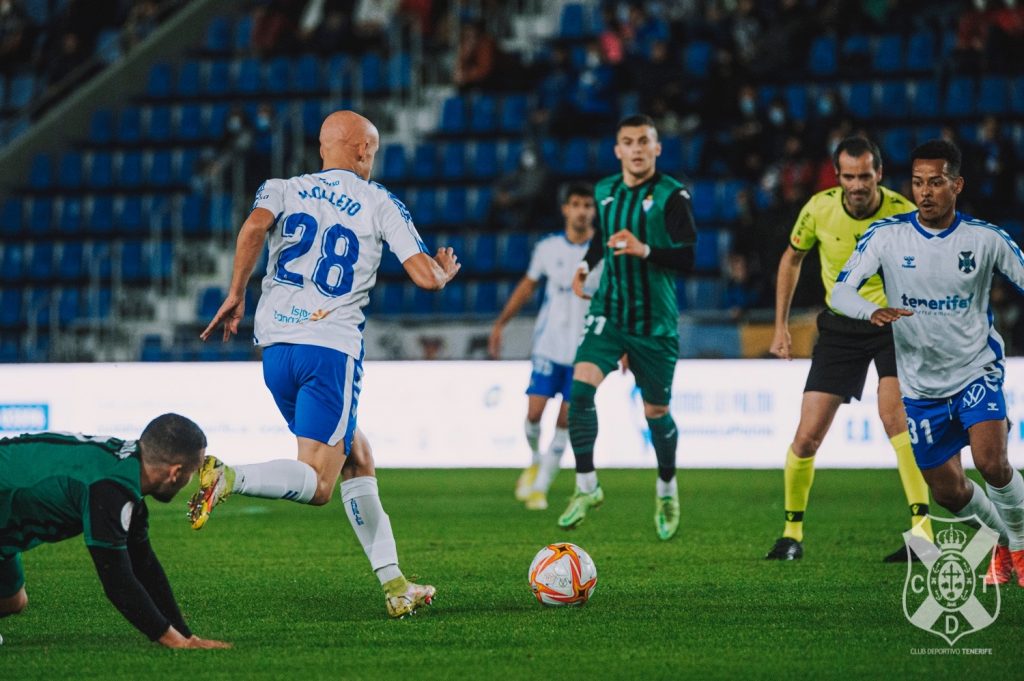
left=906, top=416, right=934, bottom=445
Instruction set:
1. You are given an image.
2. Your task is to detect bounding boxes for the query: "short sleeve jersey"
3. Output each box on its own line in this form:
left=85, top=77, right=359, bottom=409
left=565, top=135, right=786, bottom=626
left=789, top=185, right=915, bottom=310
left=590, top=172, right=696, bottom=337
left=0, top=433, right=147, bottom=558
left=251, top=169, right=428, bottom=358
left=526, top=233, right=591, bottom=366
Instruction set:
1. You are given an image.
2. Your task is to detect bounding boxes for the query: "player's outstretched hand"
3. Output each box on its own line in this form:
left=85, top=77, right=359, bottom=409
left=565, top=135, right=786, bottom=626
left=434, top=246, right=461, bottom=284
left=572, top=267, right=590, bottom=299
left=607, top=230, right=646, bottom=258
left=869, top=307, right=913, bottom=327
left=487, top=324, right=503, bottom=359
left=200, top=294, right=245, bottom=343
left=770, top=327, right=792, bottom=360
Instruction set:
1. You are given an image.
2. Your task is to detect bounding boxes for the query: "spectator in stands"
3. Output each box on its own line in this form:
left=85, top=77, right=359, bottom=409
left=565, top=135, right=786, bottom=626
left=569, top=39, right=617, bottom=136
left=487, top=144, right=550, bottom=231
left=454, top=19, right=497, bottom=92
left=122, top=0, right=159, bottom=51
left=597, top=6, right=624, bottom=65
left=46, top=31, right=86, bottom=86
left=972, top=115, right=1015, bottom=210
left=0, top=0, right=34, bottom=73
left=530, top=45, right=573, bottom=136
left=635, top=39, right=682, bottom=114
left=728, top=0, right=765, bottom=70
left=988, top=0, right=1024, bottom=70
left=952, top=0, right=990, bottom=75
left=622, top=3, right=669, bottom=58
left=722, top=251, right=764, bottom=321
left=300, top=0, right=355, bottom=54
left=762, top=134, right=814, bottom=205
left=252, top=0, right=303, bottom=56
left=353, top=0, right=398, bottom=49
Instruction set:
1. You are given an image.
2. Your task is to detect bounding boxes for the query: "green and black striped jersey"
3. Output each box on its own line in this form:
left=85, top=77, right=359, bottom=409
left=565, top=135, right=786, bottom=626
left=589, top=172, right=696, bottom=337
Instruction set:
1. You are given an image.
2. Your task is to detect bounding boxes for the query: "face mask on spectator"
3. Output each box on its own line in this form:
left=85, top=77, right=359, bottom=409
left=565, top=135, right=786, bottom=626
left=768, top=107, right=785, bottom=126
left=817, top=98, right=834, bottom=117
left=740, top=97, right=755, bottom=117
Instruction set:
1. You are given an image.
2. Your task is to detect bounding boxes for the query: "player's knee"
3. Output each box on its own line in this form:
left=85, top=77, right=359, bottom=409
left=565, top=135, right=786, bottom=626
left=643, top=403, right=669, bottom=420
left=791, top=434, right=822, bottom=457
left=933, top=482, right=972, bottom=511
left=309, top=478, right=335, bottom=506
left=0, top=590, right=27, bottom=616
left=975, top=457, right=1013, bottom=488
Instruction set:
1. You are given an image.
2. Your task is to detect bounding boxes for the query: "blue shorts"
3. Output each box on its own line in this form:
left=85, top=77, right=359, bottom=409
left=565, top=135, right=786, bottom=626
left=903, top=368, right=1007, bottom=470
left=262, top=343, right=362, bottom=452
left=526, top=356, right=574, bottom=399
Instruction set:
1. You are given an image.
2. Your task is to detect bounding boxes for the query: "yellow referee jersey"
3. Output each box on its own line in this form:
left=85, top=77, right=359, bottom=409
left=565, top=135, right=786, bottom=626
left=789, top=185, right=915, bottom=311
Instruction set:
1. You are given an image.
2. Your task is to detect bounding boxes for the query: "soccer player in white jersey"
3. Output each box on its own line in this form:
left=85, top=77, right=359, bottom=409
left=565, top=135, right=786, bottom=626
left=191, top=111, right=461, bottom=617
left=488, top=182, right=595, bottom=510
left=833, top=139, right=1024, bottom=586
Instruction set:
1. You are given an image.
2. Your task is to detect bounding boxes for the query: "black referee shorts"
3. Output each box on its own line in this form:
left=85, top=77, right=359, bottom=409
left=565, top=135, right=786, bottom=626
left=804, top=310, right=898, bottom=403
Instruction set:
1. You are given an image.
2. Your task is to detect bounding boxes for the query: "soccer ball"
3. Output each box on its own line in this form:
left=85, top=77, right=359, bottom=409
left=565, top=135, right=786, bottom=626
left=528, top=542, right=597, bottom=606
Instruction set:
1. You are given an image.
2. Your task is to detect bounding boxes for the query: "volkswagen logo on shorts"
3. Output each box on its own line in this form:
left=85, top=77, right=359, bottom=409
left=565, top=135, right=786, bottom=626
left=961, top=383, right=986, bottom=410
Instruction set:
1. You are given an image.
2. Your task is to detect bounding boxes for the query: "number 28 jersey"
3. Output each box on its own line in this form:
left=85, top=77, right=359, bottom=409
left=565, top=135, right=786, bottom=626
left=251, top=168, right=427, bottom=358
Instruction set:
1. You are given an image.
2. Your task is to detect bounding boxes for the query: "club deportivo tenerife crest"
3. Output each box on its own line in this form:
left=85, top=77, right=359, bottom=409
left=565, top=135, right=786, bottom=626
left=902, top=517, right=1000, bottom=645
left=958, top=251, right=976, bottom=273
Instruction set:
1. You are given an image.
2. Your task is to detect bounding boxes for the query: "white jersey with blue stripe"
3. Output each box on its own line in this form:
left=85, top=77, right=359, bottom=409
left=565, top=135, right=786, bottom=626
left=526, top=233, right=591, bottom=366
left=834, top=211, right=1024, bottom=399
left=251, top=168, right=427, bottom=358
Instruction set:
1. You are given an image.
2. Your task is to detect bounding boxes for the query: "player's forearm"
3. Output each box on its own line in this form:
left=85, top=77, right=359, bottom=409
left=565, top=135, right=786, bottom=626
left=128, top=540, right=192, bottom=639
left=227, top=223, right=267, bottom=296
left=831, top=282, right=879, bottom=321
left=774, top=256, right=802, bottom=328
left=88, top=546, right=172, bottom=641
left=646, top=245, right=693, bottom=272
left=582, top=227, right=604, bottom=270
left=496, top=278, right=537, bottom=325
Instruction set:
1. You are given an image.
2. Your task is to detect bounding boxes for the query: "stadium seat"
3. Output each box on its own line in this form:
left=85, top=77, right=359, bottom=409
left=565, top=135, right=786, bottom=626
left=438, top=281, right=466, bottom=314
left=844, top=82, right=874, bottom=119
left=693, top=230, right=723, bottom=272
left=209, top=192, right=232, bottom=233
left=89, top=151, right=113, bottom=189
left=57, top=288, right=81, bottom=326
left=325, top=54, right=351, bottom=92
left=595, top=137, right=619, bottom=174
left=176, top=148, right=200, bottom=185
left=8, top=74, right=33, bottom=109
left=181, top=194, right=208, bottom=237
left=119, top=151, right=143, bottom=189
left=265, top=56, right=290, bottom=94
left=88, top=287, right=113, bottom=320
left=89, top=243, right=113, bottom=281
left=413, top=188, right=438, bottom=226
left=716, top=181, right=745, bottom=222
left=0, top=289, right=23, bottom=329
left=205, top=60, right=230, bottom=96
left=375, top=283, right=404, bottom=315
left=28, top=243, right=54, bottom=282
left=206, top=102, right=229, bottom=139
left=561, top=138, right=590, bottom=175
left=378, top=244, right=403, bottom=276
left=878, top=81, right=908, bottom=118
left=177, top=60, right=201, bottom=96
left=540, top=139, right=560, bottom=169
left=441, top=143, right=467, bottom=179
left=442, top=187, right=468, bottom=225
left=89, top=196, right=114, bottom=235
left=808, top=36, right=837, bottom=76
left=29, top=153, right=51, bottom=189
left=683, top=41, right=712, bottom=78
left=146, top=63, right=172, bottom=98
left=503, top=233, right=530, bottom=273
left=0, top=199, right=20, bottom=238
left=559, top=3, right=586, bottom=39
left=361, top=53, right=385, bottom=94
left=121, top=242, right=145, bottom=283
left=0, top=245, right=25, bottom=283
left=412, top=143, right=437, bottom=179
left=783, top=84, right=808, bottom=122
left=57, top=152, right=83, bottom=189
left=294, top=54, right=320, bottom=93
left=472, top=141, right=499, bottom=178
left=89, top=109, right=114, bottom=144
left=388, top=52, right=411, bottom=91
left=378, top=143, right=406, bottom=181
left=471, top=94, right=498, bottom=133
left=197, top=286, right=223, bottom=319
left=907, top=80, right=939, bottom=118
left=118, top=196, right=144, bottom=236
left=178, top=104, right=202, bottom=141
left=301, top=100, right=323, bottom=139
left=234, top=57, right=261, bottom=94
left=57, top=242, right=83, bottom=282
left=234, top=15, right=253, bottom=52
left=117, top=107, right=142, bottom=143
left=27, top=288, right=52, bottom=328
left=881, top=127, right=913, bottom=166
left=27, top=198, right=52, bottom=234
left=472, top=282, right=498, bottom=315
left=500, top=94, right=528, bottom=133
left=943, top=77, right=975, bottom=117
left=977, top=76, right=1008, bottom=115
left=471, top=187, right=493, bottom=223
left=205, top=16, right=231, bottom=53
left=691, top=181, right=717, bottom=222
left=439, top=96, right=466, bottom=134
left=685, top=277, right=724, bottom=311
left=1011, top=77, right=1024, bottom=114
left=842, top=34, right=871, bottom=61
left=473, top=234, right=497, bottom=274
left=58, top=197, right=82, bottom=235
left=872, top=34, right=904, bottom=73
left=149, top=151, right=173, bottom=188
left=502, top=140, right=524, bottom=173
left=906, top=30, right=935, bottom=72
left=681, top=134, right=704, bottom=173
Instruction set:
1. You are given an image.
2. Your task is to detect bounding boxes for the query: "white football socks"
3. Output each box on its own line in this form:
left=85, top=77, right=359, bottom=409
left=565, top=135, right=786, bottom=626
left=656, top=476, right=678, bottom=498
left=987, top=469, right=1024, bottom=550
left=576, top=471, right=598, bottom=494
left=532, top=428, right=569, bottom=493
left=341, top=476, right=402, bottom=585
left=525, top=418, right=541, bottom=465
left=232, top=460, right=317, bottom=503
left=959, top=479, right=1009, bottom=546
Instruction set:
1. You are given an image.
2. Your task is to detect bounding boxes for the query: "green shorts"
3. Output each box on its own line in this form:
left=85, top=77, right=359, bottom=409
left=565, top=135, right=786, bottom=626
left=574, top=315, right=678, bottom=405
left=0, top=553, right=24, bottom=598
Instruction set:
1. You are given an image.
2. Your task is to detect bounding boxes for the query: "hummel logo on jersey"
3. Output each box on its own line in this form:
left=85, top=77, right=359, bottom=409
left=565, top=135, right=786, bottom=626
left=601, top=197, right=615, bottom=206
left=958, top=251, right=976, bottom=273
left=318, top=177, right=340, bottom=187
left=902, top=256, right=916, bottom=269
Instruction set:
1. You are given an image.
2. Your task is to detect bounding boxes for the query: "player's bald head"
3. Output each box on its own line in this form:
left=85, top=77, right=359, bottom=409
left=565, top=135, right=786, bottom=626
left=319, top=110, right=380, bottom=179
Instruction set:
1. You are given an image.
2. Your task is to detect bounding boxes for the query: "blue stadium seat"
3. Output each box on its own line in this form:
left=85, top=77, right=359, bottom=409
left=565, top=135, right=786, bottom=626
left=881, top=127, right=913, bottom=166
left=0, top=245, right=25, bottom=283
left=473, top=141, right=499, bottom=178
left=595, top=137, right=619, bottom=174
left=0, top=199, right=20, bottom=238
left=471, top=187, right=493, bottom=222
left=58, top=243, right=84, bottom=281
left=89, top=109, right=114, bottom=144
left=540, top=139, right=560, bottom=169
left=502, top=140, right=524, bottom=173
left=944, top=77, right=975, bottom=117
left=23, top=0, right=48, bottom=23
left=906, top=30, right=935, bottom=72
left=472, top=282, right=498, bottom=314
left=89, top=243, right=113, bottom=280
left=205, top=60, right=230, bottom=96
left=438, top=281, right=466, bottom=314
left=177, top=60, right=201, bottom=96
left=379, top=144, right=406, bottom=181
left=784, top=84, right=808, bottom=122
left=685, top=278, right=724, bottom=311
left=121, top=241, right=145, bottom=283
left=439, top=96, right=466, bottom=134
left=265, top=56, right=290, bottom=94
left=58, top=289, right=81, bottom=326
left=149, top=150, right=173, bottom=188
left=376, top=283, right=404, bottom=315
left=683, top=41, right=712, bottom=78
left=117, top=107, right=142, bottom=143
left=209, top=192, right=232, bottom=233
left=90, top=151, right=113, bottom=189
left=89, top=196, right=114, bottom=235
left=58, top=198, right=83, bottom=234
left=808, top=36, right=837, bottom=76
left=691, top=181, right=717, bottom=222
left=206, top=103, right=228, bottom=139
left=441, top=142, right=466, bottom=179
left=177, top=148, right=200, bottom=184
left=559, top=3, right=586, bottom=39
left=503, top=234, right=530, bottom=273
left=151, top=107, right=183, bottom=148
left=693, top=230, right=723, bottom=272
left=301, top=100, right=323, bottom=138
left=0, top=289, right=22, bottom=329
left=443, top=187, right=468, bottom=225
left=845, top=82, right=874, bottom=119
left=28, top=198, right=52, bottom=233
left=500, top=94, right=528, bottom=134
left=681, top=134, right=704, bottom=173
left=28, top=243, right=54, bottom=282
left=878, top=81, right=907, bottom=117
left=118, top=197, right=144, bottom=236
left=843, top=34, right=871, bottom=61
left=206, top=16, right=231, bottom=53
left=197, top=286, right=223, bottom=318
left=1011, top=77, right=1024, bottom=114
left=716, top=181, right=744, bottom=222
left=234, top=15, right=253, bottom=52
left=178, top=104, right=202, bottom=141
left=181, top=194, right=208, bottom=237
left=294, top=55, right=320, bottom=93
left=58, top=151, right=83, bottom=189
left=325, top=54, right=351, bottom=91
left=146, top=63, right=172, bottom=98
left=413, top=188, right=438, bottom=226
left=88, top=287, right=112, bottom=320
left=413, top=143, right=437, bottom=179
left=29, top=153, right=51, bottom=189
left=119, top=151, right=143, bottom=189
left=908, top=80, right=939, bottom=118
left=378, top=244, right=403, bottom=276
left=872, top=34, right=904, bottom=73
left=473, top=234, right=497, bottom=274
left=361, top=53, right=385, bottom=94
left=471, top=94, right=497, bottom=133
left=234, top=57, right=260, bottom=94
left=978, top=76, right=1008, bottom=115
left=28, top=288, right=51, bottom=328
left=8, top=74, right=33, bottom=109
left=561, top=138, right=590, bottom=175
left=388, top=52, right=411, bottom=91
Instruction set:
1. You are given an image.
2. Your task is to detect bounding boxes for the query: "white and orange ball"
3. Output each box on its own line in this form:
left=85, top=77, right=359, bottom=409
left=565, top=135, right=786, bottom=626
left=528, top=542, right=597, bottom=606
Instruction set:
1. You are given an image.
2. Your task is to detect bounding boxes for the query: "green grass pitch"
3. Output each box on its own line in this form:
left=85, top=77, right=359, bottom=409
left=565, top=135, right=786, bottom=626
left=1, top=469, right=1019, bottom=680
